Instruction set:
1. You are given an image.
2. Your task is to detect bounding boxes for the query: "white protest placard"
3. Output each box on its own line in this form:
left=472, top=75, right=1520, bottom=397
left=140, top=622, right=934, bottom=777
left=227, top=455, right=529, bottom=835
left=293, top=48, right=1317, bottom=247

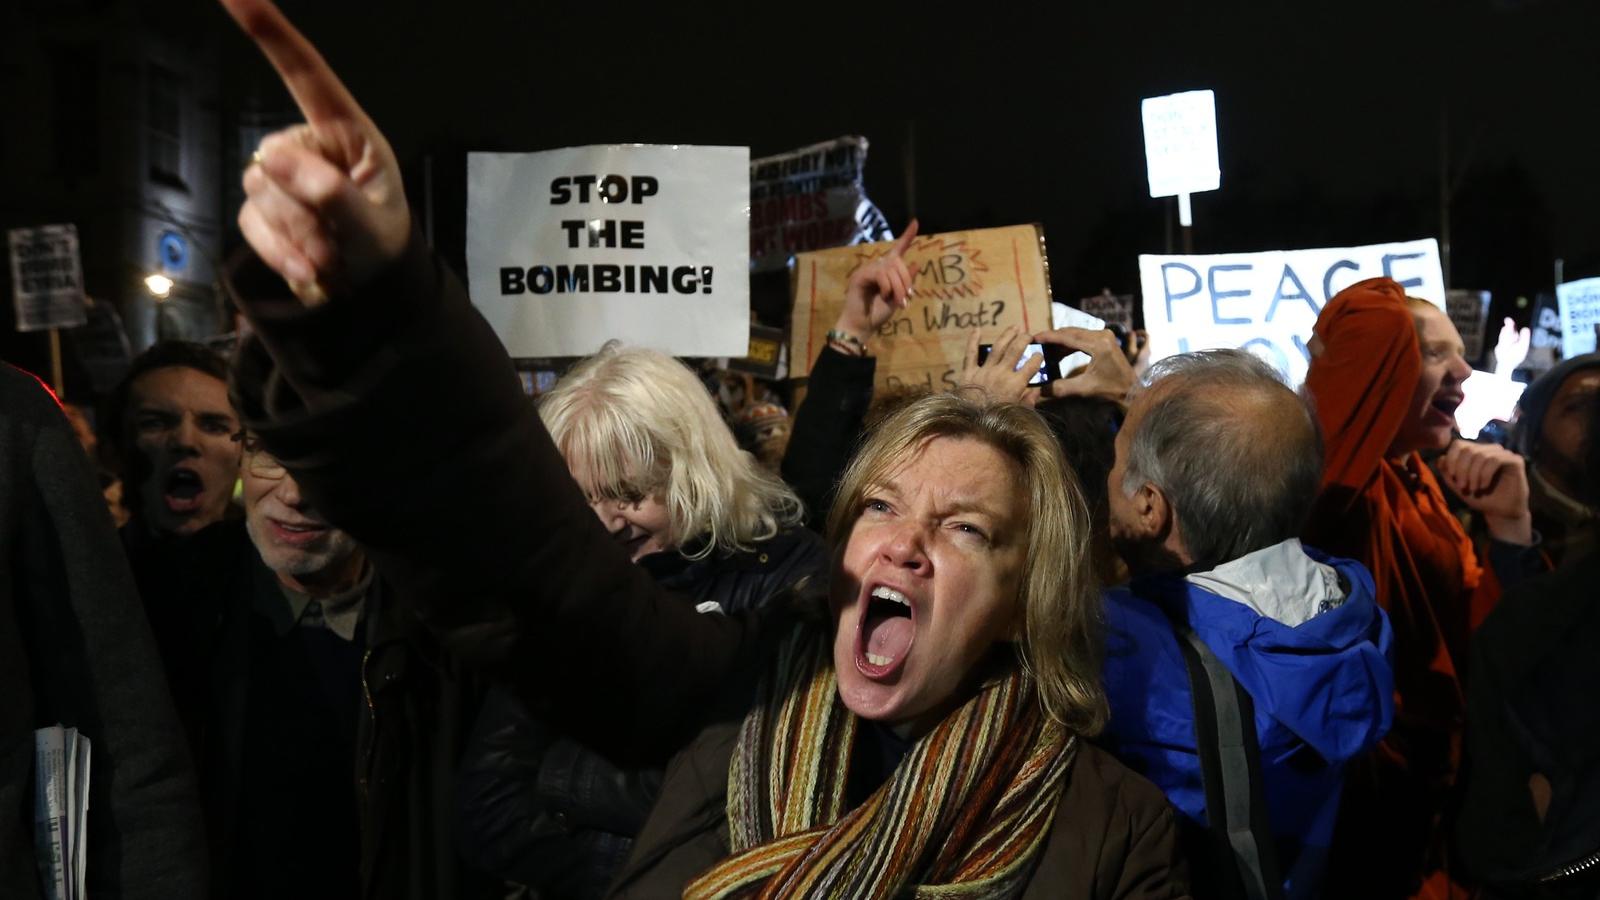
left=1141, top=90, right=1220, bottom=200
left=1556, top=277, right=1600, bottom=358
left=8, top=225, right=87, bottom=332
left=467, top=145, right=749, bottom=358
left=1138, top=238, right=1444, bottom=385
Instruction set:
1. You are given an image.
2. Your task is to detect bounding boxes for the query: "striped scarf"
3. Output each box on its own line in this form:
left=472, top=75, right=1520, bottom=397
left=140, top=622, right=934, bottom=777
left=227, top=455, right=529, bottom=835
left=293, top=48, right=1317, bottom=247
left=685, top=627, right=1076, bottom=900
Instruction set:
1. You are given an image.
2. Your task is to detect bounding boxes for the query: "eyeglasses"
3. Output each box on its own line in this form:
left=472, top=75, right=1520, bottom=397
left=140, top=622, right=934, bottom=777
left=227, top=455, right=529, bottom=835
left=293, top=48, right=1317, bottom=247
left=231, top=431, right=287, bottom=480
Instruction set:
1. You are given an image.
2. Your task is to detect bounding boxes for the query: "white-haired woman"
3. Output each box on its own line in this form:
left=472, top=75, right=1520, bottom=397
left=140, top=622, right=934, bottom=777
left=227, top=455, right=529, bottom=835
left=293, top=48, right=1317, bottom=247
left=456, top=342, right=827, bottom=898
left=220, top=3, right=1187, bottom=895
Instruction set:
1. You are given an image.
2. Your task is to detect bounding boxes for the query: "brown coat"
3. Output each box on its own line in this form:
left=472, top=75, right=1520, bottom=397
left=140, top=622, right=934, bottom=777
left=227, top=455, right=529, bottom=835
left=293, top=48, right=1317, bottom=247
left=228, top=238, right=1189, bottom=900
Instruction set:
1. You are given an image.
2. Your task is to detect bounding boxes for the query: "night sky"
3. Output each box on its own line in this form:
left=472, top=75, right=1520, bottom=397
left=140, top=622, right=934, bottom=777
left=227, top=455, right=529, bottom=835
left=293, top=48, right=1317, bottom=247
left=211, top=0, right=1597, bottom=314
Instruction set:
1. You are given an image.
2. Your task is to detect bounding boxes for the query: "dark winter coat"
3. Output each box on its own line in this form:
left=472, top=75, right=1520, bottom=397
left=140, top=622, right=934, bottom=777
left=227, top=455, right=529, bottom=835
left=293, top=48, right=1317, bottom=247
left=454, top=528, right=827, bottom=898
left=131, top=519, right=492, bottom=900
left=0, top=363, right=206, bottom=899
left=1457, top=552, right=1600, bottom=898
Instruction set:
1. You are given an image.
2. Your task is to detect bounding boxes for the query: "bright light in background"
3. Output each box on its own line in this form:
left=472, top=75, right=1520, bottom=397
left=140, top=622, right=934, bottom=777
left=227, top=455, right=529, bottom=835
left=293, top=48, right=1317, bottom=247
left=144, top=273, right=173, bottom=298
left=1456, top=371, right=1527, bottom=440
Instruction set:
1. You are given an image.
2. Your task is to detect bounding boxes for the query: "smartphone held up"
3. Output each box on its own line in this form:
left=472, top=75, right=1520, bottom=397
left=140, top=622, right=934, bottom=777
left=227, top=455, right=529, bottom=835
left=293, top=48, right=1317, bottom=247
left=976, top=342, right=1068, bottom=386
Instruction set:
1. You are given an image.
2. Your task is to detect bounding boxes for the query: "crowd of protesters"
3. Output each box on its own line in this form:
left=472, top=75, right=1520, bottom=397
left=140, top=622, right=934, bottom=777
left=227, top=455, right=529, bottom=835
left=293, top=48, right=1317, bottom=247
left=4, top=1, right=1600, bottom=898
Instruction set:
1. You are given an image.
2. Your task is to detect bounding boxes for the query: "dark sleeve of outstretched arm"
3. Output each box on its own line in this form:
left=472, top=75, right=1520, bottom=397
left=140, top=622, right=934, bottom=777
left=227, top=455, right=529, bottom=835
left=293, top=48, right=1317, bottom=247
left=781, top=347, right=877, bottom=528
left=455, top=687, right=660, bottom=896
left=228, top=236, right=773, bottom=761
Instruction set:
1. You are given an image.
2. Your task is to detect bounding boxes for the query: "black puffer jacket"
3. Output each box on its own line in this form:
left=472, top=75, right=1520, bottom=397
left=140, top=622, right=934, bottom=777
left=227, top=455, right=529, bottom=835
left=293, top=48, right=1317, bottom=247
left=454, top=527, right=826, bottom=899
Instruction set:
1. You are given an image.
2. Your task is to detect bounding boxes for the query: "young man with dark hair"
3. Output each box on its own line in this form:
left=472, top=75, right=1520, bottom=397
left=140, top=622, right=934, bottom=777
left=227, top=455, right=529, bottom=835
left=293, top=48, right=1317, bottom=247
left=103, top=340, right=241, bottom=539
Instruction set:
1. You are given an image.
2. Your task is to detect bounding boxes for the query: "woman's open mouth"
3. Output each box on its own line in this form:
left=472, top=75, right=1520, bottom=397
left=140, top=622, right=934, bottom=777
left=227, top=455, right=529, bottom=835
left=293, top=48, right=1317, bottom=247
left=855, top=585, right=915, bottom=680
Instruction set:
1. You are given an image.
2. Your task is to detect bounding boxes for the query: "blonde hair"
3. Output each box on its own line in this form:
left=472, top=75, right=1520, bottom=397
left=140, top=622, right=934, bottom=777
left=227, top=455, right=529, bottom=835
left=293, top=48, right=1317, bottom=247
left=539, top=342, right=803, bottom=560
left=824, top=391, right=1108, bottom=735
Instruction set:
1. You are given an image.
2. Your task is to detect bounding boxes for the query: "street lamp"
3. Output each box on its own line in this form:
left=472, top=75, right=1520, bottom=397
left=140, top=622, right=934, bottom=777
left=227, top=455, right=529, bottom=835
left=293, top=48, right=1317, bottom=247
left=144, top=272, right=174, bottom=298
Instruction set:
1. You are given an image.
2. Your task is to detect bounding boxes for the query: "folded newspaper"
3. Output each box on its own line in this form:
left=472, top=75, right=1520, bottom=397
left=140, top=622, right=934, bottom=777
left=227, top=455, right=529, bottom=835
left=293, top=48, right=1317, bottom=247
left=34, top=725, right=89, bottom=900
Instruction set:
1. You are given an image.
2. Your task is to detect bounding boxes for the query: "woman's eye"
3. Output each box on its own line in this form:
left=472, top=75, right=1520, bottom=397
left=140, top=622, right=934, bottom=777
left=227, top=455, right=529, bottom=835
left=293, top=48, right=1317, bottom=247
left=952, top=522, right=990, bottom=542
left=863, top=498, right=891, bottom=515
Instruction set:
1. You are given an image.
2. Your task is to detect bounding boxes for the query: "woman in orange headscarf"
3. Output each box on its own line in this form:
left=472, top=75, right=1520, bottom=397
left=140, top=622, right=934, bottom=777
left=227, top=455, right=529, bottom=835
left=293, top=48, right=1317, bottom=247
left=1303, top=277, right=1538, bottom=899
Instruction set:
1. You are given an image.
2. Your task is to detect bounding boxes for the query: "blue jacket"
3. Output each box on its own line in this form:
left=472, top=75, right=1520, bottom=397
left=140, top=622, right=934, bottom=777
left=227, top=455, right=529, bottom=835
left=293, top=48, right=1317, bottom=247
left=1100, top=544, right=1394, bottom=898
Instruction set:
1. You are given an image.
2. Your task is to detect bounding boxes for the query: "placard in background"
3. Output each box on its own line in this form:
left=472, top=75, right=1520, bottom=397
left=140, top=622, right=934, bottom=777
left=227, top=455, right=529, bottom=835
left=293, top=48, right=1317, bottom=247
left=467, top=145, right=749, bottom=358
left=1138, top=238, right=1444, bottom=384
left=790, top=224, right=1054, bottom=392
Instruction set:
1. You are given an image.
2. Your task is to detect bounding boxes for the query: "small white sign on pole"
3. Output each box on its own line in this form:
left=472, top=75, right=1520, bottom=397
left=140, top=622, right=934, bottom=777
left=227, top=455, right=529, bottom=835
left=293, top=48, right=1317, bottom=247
left=1141, top=89, right=1220, bottom=221
left=1138, top=238, right=1445, bottom=386
left=467, top=145, right=750, bottom=358
left=1556, top=276, right=1600, bottom=359
left=7, top=224, right=88, bottom=332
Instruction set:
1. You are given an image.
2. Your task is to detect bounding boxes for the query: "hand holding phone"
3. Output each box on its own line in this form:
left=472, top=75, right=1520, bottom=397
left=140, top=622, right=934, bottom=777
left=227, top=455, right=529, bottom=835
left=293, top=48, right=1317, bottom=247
left=1032, top=326, right=1137, bottom=405
left=960, top=327, right=1049, bottom=406
left=975, top=342, right=1066, bottom=385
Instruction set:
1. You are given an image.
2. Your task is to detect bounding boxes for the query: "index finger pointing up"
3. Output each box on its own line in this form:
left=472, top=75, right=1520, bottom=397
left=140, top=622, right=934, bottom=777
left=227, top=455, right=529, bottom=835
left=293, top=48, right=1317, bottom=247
left=888, top=218, right=920, bottom=258
left=220, top=0, right=370, bottom=129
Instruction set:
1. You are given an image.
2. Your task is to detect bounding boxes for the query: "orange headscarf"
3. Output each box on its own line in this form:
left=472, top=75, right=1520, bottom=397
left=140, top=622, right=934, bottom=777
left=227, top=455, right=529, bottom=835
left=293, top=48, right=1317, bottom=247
left=1303, top=277, right=1493, bottom=900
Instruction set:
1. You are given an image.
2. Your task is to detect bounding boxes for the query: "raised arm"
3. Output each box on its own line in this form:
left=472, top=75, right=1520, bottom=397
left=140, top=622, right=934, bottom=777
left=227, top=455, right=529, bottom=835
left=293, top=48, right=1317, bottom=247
left=782, top=222, right=917, bottom=526
left=219, top=0, right=783, bottom=760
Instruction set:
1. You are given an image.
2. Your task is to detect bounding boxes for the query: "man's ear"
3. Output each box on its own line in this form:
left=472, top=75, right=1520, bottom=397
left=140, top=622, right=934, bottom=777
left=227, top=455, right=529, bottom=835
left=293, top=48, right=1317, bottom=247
left=1129, top=481, right=1169, bottom=541
left=1141, top=485, right=1194, bottom=566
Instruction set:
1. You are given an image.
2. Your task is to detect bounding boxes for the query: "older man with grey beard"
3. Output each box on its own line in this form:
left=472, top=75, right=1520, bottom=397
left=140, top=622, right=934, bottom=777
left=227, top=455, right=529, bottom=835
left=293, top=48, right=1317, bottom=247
left=1095, top=349, right=1395, bottom=900
left=126, top=339, right=493, bottom=900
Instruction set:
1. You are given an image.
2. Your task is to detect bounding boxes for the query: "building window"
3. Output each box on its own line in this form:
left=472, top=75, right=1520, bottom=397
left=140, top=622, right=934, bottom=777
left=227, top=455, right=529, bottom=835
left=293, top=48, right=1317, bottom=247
left=147, top=65, right=184, bottom=188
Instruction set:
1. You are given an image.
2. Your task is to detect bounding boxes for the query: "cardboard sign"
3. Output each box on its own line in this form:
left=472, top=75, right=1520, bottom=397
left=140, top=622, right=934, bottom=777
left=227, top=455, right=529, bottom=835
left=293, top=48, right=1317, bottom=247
left=749, top=137, right=891, bottom=273
left=8, top=225, right=87, bottom=332
left=1446, top=289, right=1492, bottom=362
left=1138, top=238, right=1444, bottom=385
left=466, top=145, right=749, bottom=358
left=790, top=224, right=1054, bottom=391
left=1556, top=277, right=1600, bottom=358
left=1141, top=90, right=1220, bottom=199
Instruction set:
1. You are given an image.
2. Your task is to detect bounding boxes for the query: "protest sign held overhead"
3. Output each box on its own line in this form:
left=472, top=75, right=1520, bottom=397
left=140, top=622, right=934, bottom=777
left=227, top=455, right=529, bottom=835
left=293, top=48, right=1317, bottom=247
left=1138, top=238, right=1444, bottom=385
left=1078, top=290, right=1135, bottom=333
left=8, top=225, right=87, bottom=332
left=790, top=224, right=1054, bottom=391
left=1141, top=90, right=1221, bottom=200
left=1524, top=292, right=1563, bottom=375
left=1556, top=277, right=1600, bottom=358
left=1446, top=289, right=1492, bottom=362
left=750, top=137, right=892, bottom=273
left=467, top=145, right=749, bottom=358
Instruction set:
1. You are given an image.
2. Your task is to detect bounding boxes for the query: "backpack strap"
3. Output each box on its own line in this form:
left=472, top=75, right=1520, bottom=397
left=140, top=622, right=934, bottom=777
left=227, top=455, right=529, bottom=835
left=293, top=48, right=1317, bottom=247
left=1175, top=624, right=1287, bottom=900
